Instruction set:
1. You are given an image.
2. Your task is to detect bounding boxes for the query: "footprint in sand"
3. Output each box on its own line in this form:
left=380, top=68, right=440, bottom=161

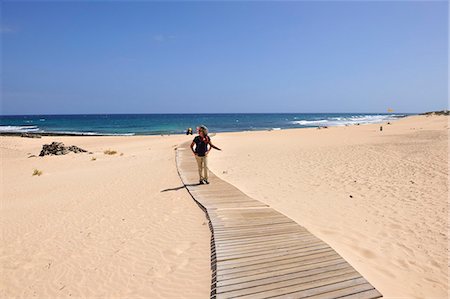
left=360, top=248, right=377, bottom=259
left=163, top=241, right=194, bottom=259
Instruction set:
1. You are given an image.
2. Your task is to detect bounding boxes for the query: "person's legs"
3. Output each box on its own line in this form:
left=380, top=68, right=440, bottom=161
left=195, top=155, right=203, bottom=181
left=203, top=156, right=209, bottom=181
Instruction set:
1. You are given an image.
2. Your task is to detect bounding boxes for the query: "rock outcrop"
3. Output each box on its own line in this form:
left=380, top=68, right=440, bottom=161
left=21, top=133, right=42, bottom=138
left=39, top=142, right=87, bottom=156
left=421, top=110, right=449, bottom=116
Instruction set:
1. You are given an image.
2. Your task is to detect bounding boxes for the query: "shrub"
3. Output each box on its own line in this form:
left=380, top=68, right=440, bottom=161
left=32, top=169, right=43, bottom=176
left=104, top=149, right=117, bottom=155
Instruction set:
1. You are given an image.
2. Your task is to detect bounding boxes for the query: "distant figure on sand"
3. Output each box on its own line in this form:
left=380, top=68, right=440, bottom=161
left=186, top=127, right=193, bottom=135
left=190, top=125, right=221, bottom=184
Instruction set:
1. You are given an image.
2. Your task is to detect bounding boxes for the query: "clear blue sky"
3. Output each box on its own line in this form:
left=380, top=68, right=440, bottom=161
left=1, top=1, right=448, bottom=115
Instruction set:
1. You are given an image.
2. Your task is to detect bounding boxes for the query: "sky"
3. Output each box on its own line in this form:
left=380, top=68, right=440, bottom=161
left=1, top=1, right=448, bottom=115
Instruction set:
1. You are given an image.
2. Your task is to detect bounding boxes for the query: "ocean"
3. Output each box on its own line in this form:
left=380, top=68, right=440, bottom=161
left=0, top=113, right=409, bottom=136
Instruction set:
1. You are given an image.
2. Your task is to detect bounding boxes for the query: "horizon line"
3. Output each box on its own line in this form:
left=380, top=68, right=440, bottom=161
left=0, top=111, right=420, bottom=117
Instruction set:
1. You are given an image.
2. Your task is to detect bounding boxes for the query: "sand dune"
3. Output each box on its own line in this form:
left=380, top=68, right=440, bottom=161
left=1, top=135, right=211, bottom=298
left=208, top=115, right=448, bottom=298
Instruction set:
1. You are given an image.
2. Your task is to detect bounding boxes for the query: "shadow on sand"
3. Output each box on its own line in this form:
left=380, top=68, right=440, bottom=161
left=160, top=183, right=201, bottom=192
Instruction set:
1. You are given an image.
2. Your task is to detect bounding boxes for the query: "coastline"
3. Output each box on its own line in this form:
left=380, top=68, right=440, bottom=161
left=0, top=112, right=410, bottom=137
left=1, top=114, right=447, bottom=298
left=0, top=113, right=411, bottom=137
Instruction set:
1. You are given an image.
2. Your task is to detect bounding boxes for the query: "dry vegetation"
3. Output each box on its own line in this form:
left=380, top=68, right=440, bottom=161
left=103, top=149, right=117, bottom=155
left=32, top=169, right=43, bottom=176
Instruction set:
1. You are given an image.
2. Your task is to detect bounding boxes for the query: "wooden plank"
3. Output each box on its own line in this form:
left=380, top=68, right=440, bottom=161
left=216, top=262, right=353, bottom=288
left=192, top=199, right=265, bottom=206
left=216, top=257, right=346, bottom=281
left=306, top=283, right=378, bottom=299
left=213, top=235, right=319, bottom=251
left=213, top=230, right=308, bottom=242
left=213, top=220, right=298, bottom=229
left=214, top=237, right=321, bottom=255
left=212, top=217, right=296, bottom=224
left=210, top=209, right=286, bottom=216
left=213, top=232, right=315, bottom=247
left=214, top=236, right=321, bottom=253
left=264, top=277, right=372, bottom=299
left=215, top=266, right=357, bottom=294
left=212, top=223, right=304, bottom=236
left=215, top=242, right=326, bottom=261
left=215, top=242, right=327, bottom=261
left=215, top=249, right=337, bottom=270
left=200, top=202, right=268, bottom=210
left=214, top=271, right=362, bottom=298
left=212, top=220, right=295, bottom=230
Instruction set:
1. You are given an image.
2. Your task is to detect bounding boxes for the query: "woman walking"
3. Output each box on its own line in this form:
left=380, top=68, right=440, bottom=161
left=190, top=125, right=221, bottom=184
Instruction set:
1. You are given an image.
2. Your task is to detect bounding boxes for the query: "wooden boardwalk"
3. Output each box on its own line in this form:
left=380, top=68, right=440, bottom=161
left=176, top=143, right=382, bottom=299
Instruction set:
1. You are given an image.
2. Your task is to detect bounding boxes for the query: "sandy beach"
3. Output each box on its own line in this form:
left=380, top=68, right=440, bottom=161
left=209, top=115, right=448, bottom=298
left=1, top=115, right=448, bottom=298
left=1, top=135, right=211, bottom=298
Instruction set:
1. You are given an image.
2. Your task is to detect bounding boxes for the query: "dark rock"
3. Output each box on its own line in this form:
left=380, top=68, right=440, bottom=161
left=420, top=110, right=449, bottom=116
left=67, top=145, right=87, bottom=153
left=39, top=142, right=88, bottom=156
left=349, top=195, right=353, bottom=198
left=21, top=133, right=42, bottom=138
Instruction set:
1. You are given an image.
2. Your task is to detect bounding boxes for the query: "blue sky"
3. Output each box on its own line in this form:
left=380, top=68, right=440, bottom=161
left=1, top=1, right=448, bottom=115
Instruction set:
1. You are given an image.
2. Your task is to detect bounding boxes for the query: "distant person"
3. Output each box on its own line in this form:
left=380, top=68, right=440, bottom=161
left=190, top=125, right=221, bottom=184
left=186, top=128, right=193, bottom=135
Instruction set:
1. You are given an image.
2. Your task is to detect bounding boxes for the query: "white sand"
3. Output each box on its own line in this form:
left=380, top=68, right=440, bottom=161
left=1, top=135, right=211, bottom=298
left=208, top=115, right=448, bottom=298
left=1, top=115, right=448, bottom=298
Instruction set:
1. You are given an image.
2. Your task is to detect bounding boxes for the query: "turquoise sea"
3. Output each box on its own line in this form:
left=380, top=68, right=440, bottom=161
left=0, top=113, right=409, bottom=136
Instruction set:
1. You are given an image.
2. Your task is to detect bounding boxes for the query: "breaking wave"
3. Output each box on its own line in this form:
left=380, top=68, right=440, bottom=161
left=292, top=114, right=405, bottom=127
left=0, top=125, right=40, bottom=132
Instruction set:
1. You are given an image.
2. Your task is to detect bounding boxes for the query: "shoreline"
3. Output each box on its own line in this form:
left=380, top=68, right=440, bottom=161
left=0, top=114, right=411, bottom=138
